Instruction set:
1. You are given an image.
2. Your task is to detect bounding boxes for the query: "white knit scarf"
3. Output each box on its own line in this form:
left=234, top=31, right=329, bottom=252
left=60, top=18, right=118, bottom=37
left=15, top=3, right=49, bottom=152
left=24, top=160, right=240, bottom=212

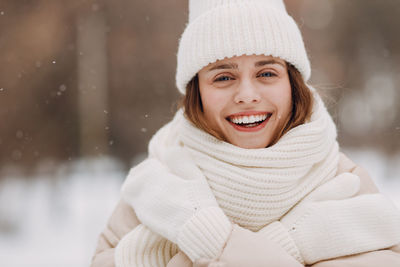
left=148, top=91, right=339, bottom=231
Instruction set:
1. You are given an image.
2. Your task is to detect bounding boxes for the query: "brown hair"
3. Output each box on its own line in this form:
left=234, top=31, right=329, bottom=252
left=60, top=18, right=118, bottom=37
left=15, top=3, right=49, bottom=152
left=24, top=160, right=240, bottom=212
left=179, top=63, right=313, bottom=147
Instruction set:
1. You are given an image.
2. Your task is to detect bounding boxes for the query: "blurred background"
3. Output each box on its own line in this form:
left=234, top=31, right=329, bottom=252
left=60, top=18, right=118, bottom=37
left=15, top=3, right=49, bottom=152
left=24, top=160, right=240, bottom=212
left=0, top=0, right=399, bottom=266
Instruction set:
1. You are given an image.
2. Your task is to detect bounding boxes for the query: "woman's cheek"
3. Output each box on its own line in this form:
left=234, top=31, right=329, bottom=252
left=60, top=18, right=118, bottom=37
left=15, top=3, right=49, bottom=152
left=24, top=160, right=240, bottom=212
left=203, top=91, right=226, bottom=123
left=203, top=89, right=225, bottom=108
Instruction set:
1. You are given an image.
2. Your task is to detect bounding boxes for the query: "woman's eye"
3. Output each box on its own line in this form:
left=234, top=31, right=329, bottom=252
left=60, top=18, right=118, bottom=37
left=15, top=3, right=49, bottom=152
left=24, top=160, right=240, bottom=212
left=214, top=76, right=233, bottom=82
left=258, top=72, right=276, bottom=78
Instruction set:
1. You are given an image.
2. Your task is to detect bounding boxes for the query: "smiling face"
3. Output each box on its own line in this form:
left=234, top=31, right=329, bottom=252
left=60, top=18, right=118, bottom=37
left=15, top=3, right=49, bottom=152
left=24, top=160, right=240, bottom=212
left=197, top=54, right=292, bottom=149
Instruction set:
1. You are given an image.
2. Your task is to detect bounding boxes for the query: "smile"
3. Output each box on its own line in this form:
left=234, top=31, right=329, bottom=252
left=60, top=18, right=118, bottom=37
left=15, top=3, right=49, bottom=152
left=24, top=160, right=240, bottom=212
left=226, top=112, right=272, bottom=132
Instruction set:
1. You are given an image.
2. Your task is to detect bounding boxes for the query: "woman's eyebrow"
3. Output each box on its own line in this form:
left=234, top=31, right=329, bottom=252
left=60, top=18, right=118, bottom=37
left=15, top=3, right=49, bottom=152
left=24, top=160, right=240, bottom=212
left=207, top=60, right=285, bottom=72
left=207, top=62, right=238, bottom=72
left=255, top=60, right=285, bottom=68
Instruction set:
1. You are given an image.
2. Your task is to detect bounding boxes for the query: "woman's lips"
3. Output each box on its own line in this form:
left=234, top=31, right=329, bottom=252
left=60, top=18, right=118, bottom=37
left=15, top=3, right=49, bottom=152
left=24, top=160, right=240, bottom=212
left=228, top=117, right=270, bottom=132
left=226, top=112, right=272, bottom=132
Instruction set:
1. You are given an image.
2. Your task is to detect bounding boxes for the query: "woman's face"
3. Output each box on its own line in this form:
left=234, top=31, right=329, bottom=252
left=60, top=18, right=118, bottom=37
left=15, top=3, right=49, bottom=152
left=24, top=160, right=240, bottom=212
left=197, top=54, right=292, bottom=149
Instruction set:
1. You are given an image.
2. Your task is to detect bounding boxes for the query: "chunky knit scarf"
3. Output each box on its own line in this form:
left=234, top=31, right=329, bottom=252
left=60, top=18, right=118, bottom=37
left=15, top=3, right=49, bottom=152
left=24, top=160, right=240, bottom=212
left=149, top=91, right=339, bottom=231
left=115, top=92, right=340, bottom=267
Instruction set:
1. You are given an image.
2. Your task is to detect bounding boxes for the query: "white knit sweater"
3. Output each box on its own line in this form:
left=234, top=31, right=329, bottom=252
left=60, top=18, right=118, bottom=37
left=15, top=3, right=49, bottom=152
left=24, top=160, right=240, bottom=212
left=116, top=93, right=400, bottom=266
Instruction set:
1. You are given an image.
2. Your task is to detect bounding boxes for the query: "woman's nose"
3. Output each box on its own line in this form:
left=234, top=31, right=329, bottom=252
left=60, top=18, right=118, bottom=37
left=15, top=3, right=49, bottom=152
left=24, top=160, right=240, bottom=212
left=233, top=80, right=261, bottom=104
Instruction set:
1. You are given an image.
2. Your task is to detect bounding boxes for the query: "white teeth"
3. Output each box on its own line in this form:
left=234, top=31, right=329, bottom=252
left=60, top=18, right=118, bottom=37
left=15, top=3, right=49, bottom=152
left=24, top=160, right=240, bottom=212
left=230, top=114, right=269, bottom=124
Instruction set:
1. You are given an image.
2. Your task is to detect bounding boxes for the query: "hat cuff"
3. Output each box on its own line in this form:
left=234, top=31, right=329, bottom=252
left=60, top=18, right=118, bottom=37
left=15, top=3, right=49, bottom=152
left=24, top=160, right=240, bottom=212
left=176, top=2, right=311, bottom=94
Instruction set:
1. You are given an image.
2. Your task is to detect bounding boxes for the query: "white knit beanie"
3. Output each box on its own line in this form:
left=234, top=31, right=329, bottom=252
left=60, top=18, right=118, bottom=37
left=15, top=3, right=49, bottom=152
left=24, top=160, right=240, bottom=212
left=176, top=0, right=311, bottom=94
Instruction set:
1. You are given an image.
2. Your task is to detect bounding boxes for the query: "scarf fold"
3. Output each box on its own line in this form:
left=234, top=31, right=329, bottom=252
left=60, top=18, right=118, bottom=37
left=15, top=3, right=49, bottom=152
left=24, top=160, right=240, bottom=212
left=149, top=91, right=339, bottom=231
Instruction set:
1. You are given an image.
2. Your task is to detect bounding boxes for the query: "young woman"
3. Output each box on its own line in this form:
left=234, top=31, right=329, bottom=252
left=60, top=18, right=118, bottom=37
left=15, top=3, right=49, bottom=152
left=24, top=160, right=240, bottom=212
left=91, top=1, right=400, bottom=266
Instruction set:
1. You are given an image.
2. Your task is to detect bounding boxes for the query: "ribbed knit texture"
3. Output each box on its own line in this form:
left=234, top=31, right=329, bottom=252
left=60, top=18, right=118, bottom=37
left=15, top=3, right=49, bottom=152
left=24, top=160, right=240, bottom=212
left=188, top=0, right=286, bottom=21
left=176, top=0, right=310, bottom=93
left=115, top=224, right=178, bottom=267
left=177, top=207, right=233, bottom=260
left=176, top=92, right=339, bottom=231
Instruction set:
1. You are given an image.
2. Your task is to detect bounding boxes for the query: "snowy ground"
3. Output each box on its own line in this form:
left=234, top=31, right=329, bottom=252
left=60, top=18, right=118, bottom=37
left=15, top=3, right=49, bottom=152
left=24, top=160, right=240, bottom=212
left=0, top=149, right=399, bottom=267
left=0, top=157, right=125, bottom=267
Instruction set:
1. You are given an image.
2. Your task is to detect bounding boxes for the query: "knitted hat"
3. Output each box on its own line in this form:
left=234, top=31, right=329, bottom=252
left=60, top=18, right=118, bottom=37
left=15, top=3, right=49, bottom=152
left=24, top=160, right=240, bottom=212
left=175, top=0, right=311, bottom=94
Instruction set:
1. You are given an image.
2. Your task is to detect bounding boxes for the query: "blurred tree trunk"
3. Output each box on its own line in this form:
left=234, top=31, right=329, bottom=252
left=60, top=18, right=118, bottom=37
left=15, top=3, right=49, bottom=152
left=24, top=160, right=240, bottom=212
left=76, top=6, right=109, bottom=156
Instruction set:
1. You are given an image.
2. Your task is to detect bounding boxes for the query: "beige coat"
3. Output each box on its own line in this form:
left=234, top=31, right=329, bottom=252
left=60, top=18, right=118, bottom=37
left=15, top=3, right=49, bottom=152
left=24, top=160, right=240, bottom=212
left=90, top=153, right=400, bottom=267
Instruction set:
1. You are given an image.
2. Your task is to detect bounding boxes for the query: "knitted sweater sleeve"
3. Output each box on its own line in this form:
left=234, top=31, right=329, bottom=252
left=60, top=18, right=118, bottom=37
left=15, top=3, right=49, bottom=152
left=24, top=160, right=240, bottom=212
left=115, top=224, right=179, bottom=267
left=89, top=198, right=180, bottom=267
left=121, top=157, right=233, bottom=262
